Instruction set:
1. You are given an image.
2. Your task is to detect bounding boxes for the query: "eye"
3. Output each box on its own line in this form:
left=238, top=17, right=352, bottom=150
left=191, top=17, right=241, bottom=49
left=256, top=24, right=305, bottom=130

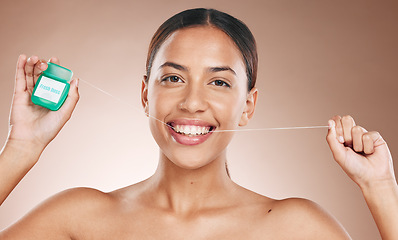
left=210, top=79, right=231, bottom=88
left=161, top=76, right=183, bottom=83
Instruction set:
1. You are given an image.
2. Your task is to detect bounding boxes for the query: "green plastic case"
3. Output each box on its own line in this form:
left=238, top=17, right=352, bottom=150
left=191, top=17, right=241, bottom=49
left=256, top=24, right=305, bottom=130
left=31, top=62, right=73, bottom=111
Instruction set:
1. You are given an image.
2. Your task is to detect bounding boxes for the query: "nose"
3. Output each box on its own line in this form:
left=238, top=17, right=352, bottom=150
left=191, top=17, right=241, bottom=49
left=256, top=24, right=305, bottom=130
left=178, top=83, right=208, bottom=113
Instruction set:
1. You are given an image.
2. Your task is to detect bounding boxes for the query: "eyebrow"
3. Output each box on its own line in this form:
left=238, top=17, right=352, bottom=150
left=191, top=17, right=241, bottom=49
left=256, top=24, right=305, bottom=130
left=208, top=66, right=236, bottom=75
left=159, top=61, right=236, bottom=75
left=159, top=62, right=187, bottom=71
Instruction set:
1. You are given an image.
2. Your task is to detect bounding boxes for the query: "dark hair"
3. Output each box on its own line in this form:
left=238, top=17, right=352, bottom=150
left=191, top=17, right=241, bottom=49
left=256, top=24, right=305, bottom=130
left=145, top=8, right=258, bottom=91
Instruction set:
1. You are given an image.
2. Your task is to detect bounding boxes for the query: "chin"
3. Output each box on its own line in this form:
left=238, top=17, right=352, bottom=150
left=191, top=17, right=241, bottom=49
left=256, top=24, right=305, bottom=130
left=170, top=152, right=214, bottom=170
left=162, top=147, right=223, bottom=171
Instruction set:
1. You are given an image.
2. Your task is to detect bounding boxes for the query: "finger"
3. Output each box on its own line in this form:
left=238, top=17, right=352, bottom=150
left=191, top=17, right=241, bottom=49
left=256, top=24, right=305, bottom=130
left=352, top=125, right=367, bottom=152
left=58, top=78, right=80, bottom=123
left=25, top=55, right=39, bottom=91
left=15, top=54, right=28, bottom=93
left=332, top=115, right=344, bottom=144
left=32, top=60, right=48, bottom=86
left=326, top=119, right=346, bottom=162
left=49, top=57, right=60, bottom=65
left=341, top=115, right=355, bottom=146
left=363, top=131, right=383, bottom=155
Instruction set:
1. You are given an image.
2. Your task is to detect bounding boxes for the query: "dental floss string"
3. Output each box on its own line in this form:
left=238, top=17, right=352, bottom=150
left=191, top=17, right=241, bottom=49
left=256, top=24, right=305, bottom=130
left=212, top=125, right=328, bottom=132
left=80, top=79, right=171, bottom=128
left=80, top=79, right=329, bottom=132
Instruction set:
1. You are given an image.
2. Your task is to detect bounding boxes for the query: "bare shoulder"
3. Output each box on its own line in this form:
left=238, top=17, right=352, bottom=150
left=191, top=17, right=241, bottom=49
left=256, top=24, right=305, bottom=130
left=30, top=186, right=114, bottom=213
left=0, top=187, right=114, bottom=239
left=265, top=197, right=351, bottom=240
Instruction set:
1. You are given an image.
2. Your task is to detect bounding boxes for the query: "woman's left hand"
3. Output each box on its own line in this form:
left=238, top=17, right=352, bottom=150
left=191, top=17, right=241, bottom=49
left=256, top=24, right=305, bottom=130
left=326, top=115, right=396, bottom=189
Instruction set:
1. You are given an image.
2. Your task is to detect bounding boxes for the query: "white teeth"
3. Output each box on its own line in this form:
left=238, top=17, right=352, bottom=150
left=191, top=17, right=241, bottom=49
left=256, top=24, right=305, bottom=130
left=184, top=125, right=191, bottom=134
left=173, top=125, right=212, bottom=135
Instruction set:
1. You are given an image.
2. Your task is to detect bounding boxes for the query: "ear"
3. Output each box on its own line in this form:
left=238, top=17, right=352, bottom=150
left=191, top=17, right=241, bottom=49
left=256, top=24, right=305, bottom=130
left=141, top=75, right=149, bottom=116
left=239, top=87, right=258, bottom=126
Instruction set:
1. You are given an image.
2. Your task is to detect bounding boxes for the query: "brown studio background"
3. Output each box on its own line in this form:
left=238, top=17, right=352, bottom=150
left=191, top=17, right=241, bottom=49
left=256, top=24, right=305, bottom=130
left=0, top=0, right=397, bottom=239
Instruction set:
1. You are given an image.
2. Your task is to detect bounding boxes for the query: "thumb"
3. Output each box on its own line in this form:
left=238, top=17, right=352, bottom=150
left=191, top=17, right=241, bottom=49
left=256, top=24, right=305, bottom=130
left=58, top=78, right=80, bottom=123
left=326, top=119, right=346, bottom=163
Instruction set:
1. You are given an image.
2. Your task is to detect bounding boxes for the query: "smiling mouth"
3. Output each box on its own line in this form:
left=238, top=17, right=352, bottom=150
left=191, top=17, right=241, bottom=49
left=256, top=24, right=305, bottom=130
left=168, top=123, right=215, bottom=136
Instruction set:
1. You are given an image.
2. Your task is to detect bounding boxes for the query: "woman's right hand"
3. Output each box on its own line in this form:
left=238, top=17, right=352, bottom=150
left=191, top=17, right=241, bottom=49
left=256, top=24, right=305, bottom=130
left=0, top=55, right=79, bottom=206
left=7, top=54, right=80, bottom=151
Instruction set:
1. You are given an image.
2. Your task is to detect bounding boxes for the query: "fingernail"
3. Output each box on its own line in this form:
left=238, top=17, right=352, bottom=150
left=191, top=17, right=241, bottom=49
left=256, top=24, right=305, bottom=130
left=30, top=56, right=38, bottom=62
left=338, top=136, right=345, bottom=143
left=40, top=62, right=47, bottom=70
left=328, top=120, right=333, bottom=129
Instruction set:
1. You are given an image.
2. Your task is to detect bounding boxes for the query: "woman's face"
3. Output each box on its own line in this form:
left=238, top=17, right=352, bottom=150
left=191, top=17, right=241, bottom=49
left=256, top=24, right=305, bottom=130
left=142, top=26, right=257, bottom=169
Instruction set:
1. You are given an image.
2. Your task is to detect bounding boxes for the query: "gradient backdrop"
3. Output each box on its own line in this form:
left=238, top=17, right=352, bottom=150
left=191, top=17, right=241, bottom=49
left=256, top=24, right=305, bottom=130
left=0, top=0, right=397, bottom=239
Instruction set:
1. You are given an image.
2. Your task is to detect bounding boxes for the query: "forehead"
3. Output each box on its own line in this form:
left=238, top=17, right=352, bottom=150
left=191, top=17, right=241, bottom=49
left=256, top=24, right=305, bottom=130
left=152, top=26, right=246, bottom=76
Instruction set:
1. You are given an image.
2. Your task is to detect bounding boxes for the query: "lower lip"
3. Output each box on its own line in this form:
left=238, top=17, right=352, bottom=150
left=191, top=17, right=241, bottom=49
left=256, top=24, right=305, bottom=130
left=168, top=126, right=213, bottom=146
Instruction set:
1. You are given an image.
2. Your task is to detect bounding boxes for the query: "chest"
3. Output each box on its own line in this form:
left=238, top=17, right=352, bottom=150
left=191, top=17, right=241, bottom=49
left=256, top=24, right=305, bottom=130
left=74, top=210, right=276, bottom=240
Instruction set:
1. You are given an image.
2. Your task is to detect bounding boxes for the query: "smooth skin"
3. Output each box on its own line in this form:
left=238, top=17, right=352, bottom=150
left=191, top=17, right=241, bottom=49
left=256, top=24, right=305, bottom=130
left=0, top=26, right=397, bottom=239
left=327, top=116, right=398, bottom=239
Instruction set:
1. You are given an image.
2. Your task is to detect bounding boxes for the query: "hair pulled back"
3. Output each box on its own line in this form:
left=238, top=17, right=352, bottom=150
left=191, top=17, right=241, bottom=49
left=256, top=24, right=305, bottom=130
left=145, top=8, right=258, bottom=91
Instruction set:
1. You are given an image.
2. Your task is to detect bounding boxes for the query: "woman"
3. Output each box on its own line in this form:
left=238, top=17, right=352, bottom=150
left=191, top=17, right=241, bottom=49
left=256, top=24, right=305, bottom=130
left=0, top=8, right=397, bottom=239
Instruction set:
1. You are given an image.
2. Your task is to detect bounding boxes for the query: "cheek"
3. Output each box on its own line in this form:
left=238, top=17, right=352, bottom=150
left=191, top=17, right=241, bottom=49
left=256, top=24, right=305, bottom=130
left=211, top=92, right=247, bottom=127
left=147, top=87, right=175, bottom=118
left=146, top=87, right=175, bottom=141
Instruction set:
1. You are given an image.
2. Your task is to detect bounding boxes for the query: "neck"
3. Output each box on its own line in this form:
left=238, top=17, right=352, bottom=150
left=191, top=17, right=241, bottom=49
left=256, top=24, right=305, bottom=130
left=145, top=149, right=236, bottom=215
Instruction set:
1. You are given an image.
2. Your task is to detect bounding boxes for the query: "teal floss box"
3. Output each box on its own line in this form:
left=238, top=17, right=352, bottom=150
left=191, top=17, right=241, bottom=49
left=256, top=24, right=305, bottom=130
left=31, top=62, right=73, bottom=111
